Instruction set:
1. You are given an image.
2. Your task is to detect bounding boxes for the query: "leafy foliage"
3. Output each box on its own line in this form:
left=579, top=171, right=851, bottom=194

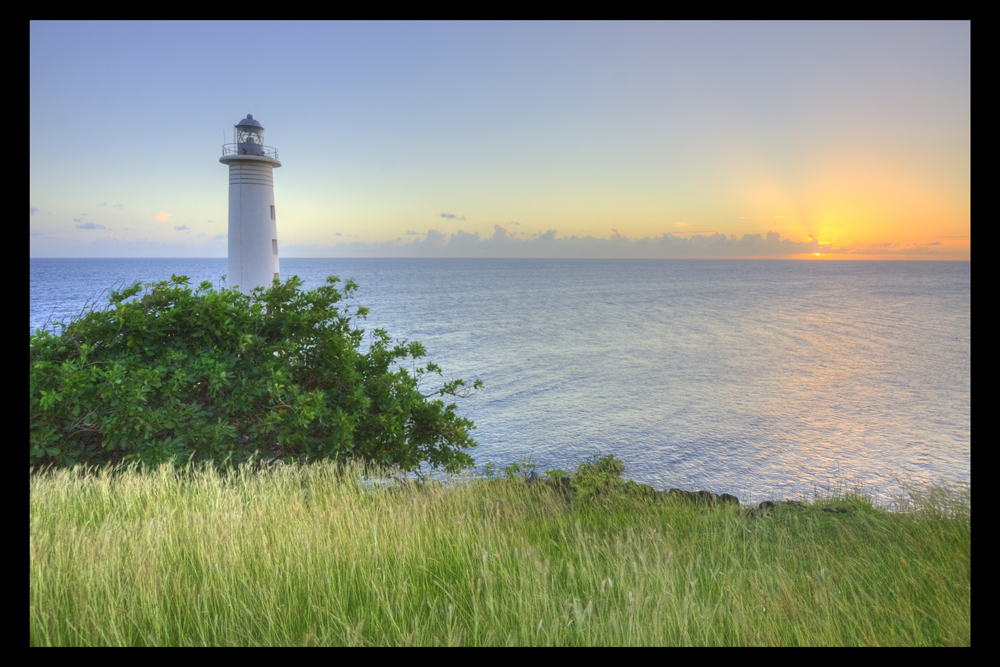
left=30, top=274, right=482, bottom=475
left=485, top=452, right=655, bottom=506
left=566, top=452, right=630, bottom=502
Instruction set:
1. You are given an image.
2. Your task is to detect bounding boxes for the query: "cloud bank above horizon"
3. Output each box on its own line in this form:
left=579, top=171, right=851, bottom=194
left=31, top=218, right=967, bottom=260
left=280, top=225, right=964, bottom=260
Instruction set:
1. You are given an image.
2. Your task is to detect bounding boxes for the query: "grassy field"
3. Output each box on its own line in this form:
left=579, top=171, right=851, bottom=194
left=29, top=457, right=970, bottom=646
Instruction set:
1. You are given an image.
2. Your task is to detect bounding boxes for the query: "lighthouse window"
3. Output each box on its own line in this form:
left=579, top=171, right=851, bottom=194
left=270, top=205, right=275, bottom=220
left=272, top=239, right=278, bottom=255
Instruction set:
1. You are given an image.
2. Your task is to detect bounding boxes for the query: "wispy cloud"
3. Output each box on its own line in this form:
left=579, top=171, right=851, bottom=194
left=152, top=213, right=172, bottom=223
left=440, top=212, right=467, bottom=221
left=75, top=221, right=106, bottom=230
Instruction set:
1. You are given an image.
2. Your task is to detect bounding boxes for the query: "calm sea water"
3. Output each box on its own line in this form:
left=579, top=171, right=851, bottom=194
left=30, top=258, right=970, bottom=507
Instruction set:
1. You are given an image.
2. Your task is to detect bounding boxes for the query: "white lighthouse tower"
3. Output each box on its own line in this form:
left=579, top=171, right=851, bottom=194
left=220, top=114, right=282, bottom=294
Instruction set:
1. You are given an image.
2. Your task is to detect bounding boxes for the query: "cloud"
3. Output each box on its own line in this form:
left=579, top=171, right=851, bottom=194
left=174, top=225, right=189, bottom=231
left=30, top=207, right=40, bottom=216
left=673, top=221, right=691, bottom=227
left=490, top=224, right=517, bottom=242
left=152, top=213, right=172, bottom=223
left=75, top=221, right=106, bottom=230
left=281, top=228, right=853, bottom=259
left=451, top=229, right=482, bottom=244
left=422, top=228, right=447, bottom=245
left=440, top=212, right=467, bottom=221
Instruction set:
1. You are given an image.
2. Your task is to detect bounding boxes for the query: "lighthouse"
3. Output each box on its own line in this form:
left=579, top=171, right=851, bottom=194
left=220, top=114, right=282, bottom=294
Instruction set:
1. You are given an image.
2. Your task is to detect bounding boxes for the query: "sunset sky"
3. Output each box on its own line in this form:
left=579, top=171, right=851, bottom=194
left=30, top=21, right=970, bottom=260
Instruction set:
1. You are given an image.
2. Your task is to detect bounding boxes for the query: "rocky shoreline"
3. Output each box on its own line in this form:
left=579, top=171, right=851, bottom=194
left=663, top=488, right=854, bottom=518
left=524, top=472, right=856, bottom=518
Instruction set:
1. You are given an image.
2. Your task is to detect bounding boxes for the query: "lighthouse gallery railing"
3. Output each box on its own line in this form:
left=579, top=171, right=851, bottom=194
left=222, top=144, right=280, bottom=160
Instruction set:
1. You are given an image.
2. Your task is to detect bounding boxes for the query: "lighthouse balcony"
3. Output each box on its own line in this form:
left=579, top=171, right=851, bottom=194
left=222, top=144, right=280, bottom=160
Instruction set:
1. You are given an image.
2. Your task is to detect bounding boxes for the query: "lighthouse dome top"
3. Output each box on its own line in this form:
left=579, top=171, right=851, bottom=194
left=236, top=114, right=264, bottom=130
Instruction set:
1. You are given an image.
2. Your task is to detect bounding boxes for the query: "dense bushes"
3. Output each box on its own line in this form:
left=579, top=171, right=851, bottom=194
left=30, top=274, right=482, bottom=475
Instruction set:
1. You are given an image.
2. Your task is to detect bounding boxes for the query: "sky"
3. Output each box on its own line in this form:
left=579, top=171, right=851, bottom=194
left=30, top=21, right=970, bottom=260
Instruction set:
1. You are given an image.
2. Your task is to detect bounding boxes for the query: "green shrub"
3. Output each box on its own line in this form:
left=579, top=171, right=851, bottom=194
left=569, top=452, right=628, bottom=501
left=30, top=274, right=482, bottom=475
left=479, top=453, right=645, bottom=506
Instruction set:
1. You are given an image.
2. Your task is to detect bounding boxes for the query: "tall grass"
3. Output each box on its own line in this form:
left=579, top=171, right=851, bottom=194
left=30, top=458, right=970, bottom=646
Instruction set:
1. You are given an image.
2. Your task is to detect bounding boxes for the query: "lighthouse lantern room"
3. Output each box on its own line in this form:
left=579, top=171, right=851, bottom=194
left=220, top=114, right=282, bottom=294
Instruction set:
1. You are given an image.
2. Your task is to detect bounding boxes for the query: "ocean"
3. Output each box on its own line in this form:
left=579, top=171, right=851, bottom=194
left=30, top=258, right=970, bottom=508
